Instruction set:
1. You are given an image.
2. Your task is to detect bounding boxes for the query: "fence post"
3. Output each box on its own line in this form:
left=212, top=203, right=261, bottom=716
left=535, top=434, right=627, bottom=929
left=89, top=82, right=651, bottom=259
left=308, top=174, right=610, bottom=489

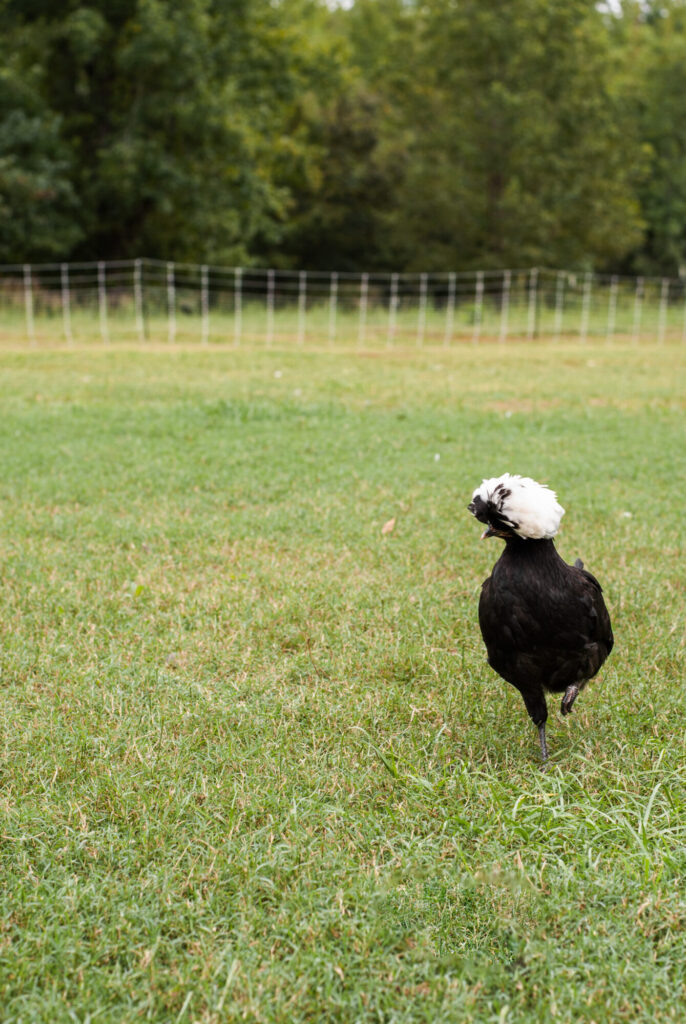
left=134, top=259, right=145, bottom=342
left=606, top=275, right=618, bottom=343
left=297, top=270, right=307, bottom=346
left=657, top=277, right=669, bottom=344
left=98, top=261, right=109, bottom=343
left=358, top=273, right=368, bottom=347
left=553, top=270, right=564, bottom=341
left=234, top=267, right=242, bottom=346
left=201, top=264, right=209, bottom=344
left=387, top=273, right=398, bottom=348
left=166, top=262, right=176, bottom=343
left=444, top=272, right=456, bottom=346
left=61, top=263, right=73, bottom=344
left=632, top=276, right=643, bottom=344
left=580, top=271, right=592, bottom=342
left=329, top=272, right=338, bottom=346
left=528, top=268, right=540, bottom=339
left=472, top=270, right=484, bottom=344
left=499, top=270, right=511, bottom=343
left=266, top=269, right=275, bottom=346
left=23, top=264, right=35, bottom=345
left=417, top=272, right=427, bottom=346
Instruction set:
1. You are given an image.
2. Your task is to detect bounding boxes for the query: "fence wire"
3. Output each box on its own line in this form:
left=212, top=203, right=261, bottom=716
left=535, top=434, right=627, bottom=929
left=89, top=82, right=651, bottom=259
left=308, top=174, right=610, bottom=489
left=1, top=259, right=685, bottom=345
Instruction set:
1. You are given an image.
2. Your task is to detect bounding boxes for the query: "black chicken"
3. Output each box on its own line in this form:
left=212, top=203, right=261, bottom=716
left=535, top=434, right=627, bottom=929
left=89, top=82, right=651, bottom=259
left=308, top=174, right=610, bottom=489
left=468, top=474, right=613, bottom=762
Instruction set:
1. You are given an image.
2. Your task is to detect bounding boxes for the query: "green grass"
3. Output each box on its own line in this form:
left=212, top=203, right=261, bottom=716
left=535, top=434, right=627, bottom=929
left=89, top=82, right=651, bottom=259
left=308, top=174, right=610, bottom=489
left=0, top=340, right=684, bottom=1022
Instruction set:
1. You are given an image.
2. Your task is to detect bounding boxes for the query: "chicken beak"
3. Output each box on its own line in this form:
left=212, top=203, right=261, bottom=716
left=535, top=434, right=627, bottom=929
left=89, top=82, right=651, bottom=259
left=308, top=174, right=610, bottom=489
left=468, top=501, right=495, bottom=539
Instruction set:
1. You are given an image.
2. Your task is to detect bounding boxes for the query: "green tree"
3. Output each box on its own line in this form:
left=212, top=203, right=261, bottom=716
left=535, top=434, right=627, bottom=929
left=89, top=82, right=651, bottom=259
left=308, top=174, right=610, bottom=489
left=2, top=0, right=336, bottom=264
left=346, top=0, right=646, bottom=271
left=0, top=37, right=82, bottom=262
left=614, top=0, right=686, bottom=275
left=0, top=0, right=660, bottom=272
left=274, top=83, right=409, bottom=271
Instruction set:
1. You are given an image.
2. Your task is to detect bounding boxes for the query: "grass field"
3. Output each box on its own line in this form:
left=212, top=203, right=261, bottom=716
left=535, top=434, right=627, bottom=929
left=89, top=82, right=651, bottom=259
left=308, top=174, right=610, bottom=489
left=0, top=339, right=684, bottom=1022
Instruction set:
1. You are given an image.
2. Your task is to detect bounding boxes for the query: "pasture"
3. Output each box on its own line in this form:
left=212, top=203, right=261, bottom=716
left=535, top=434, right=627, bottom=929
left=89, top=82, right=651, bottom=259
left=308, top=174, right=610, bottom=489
left=0, top=339, right=684, bottom=1022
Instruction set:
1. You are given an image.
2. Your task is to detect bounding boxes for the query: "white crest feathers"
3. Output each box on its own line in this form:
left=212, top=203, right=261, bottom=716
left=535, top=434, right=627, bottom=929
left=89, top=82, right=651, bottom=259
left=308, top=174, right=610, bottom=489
left=472, top=473, right=565, bottom=539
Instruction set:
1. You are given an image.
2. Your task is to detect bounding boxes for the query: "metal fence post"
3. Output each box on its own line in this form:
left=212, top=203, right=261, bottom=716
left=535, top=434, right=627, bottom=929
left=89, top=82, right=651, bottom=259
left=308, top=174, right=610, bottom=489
left=266, top=269, right=275, bottom=346
left=23, top=264, right=35, bottom=345
left=358, top=273, right=368, bottom=347
left=61, top=263, right=73, bottom=344
left=499, top=270, right=511, bottom=343
left=657, top=277, right=669, bottom=344
left=387, top=273, right=398, bottom=348
left=606, top=275, right=618, bottom=343
left=444, top=272, right=456, bottom=346
left=527, top=268, right=538, bottom=341
left=297, top=270, right=307, bottom=345
left=632, top=276, right=643, bottom=344
left=201, top=264, right=209, bottom=344
left=166, top=262, right=176, bottom=343
left=416, top=273, right=427, bottom=346
left=553, top=271, right=564, bottom=342
left=98, top=261, right=109, bottom=343
left=328, top=271, right=338, bottom=346
left=134, top=258, right=145, bottom=342
left=580, top=271, right=592, bottom=342
left=472, top=270, right=484, bottom=344
left=234, top=267, right=242, bottom=346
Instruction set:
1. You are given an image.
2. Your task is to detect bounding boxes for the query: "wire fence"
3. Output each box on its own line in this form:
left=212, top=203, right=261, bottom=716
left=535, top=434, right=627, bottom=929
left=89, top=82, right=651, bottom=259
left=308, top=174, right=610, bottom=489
left=1, top=258, right=686, bottom=346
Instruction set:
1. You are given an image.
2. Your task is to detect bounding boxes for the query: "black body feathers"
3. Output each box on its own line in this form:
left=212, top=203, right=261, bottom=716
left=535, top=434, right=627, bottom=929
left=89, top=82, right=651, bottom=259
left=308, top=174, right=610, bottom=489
left=478, top=537, right=613, bottom=737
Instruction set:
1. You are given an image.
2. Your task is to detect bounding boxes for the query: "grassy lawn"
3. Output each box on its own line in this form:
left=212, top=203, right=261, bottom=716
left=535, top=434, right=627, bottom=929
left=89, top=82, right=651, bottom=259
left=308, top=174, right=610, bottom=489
left=0, top=340, right=684, bottom=1022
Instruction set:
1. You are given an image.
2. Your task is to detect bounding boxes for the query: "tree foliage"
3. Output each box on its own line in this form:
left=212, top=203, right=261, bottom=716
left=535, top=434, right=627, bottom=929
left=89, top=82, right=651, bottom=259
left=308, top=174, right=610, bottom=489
left=385, top=0, right=645, bottom=271
left=614, top=0, right=686, bottom=274
left=0, top=32, right=82, bottom=261
left=1, top=0, right=686, bottom=272
left=1, top=0, right=335, bottom=264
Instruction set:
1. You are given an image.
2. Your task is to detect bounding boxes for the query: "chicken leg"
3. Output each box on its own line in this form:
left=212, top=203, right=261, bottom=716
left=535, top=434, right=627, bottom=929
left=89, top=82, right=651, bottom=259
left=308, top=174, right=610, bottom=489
left=538, top=724, right=549, bottom=763
left=561, top=684, right=580, bottom=716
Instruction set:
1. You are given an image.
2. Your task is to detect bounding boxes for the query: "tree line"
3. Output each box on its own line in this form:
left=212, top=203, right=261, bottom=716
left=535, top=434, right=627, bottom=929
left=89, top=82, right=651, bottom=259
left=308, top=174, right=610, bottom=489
left=1, top=0, right=685, bottom=276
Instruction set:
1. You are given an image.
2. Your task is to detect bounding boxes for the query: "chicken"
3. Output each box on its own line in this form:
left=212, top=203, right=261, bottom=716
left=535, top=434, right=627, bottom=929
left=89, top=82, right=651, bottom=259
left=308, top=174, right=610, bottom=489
left=468, top=474, right=613, bottom=762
